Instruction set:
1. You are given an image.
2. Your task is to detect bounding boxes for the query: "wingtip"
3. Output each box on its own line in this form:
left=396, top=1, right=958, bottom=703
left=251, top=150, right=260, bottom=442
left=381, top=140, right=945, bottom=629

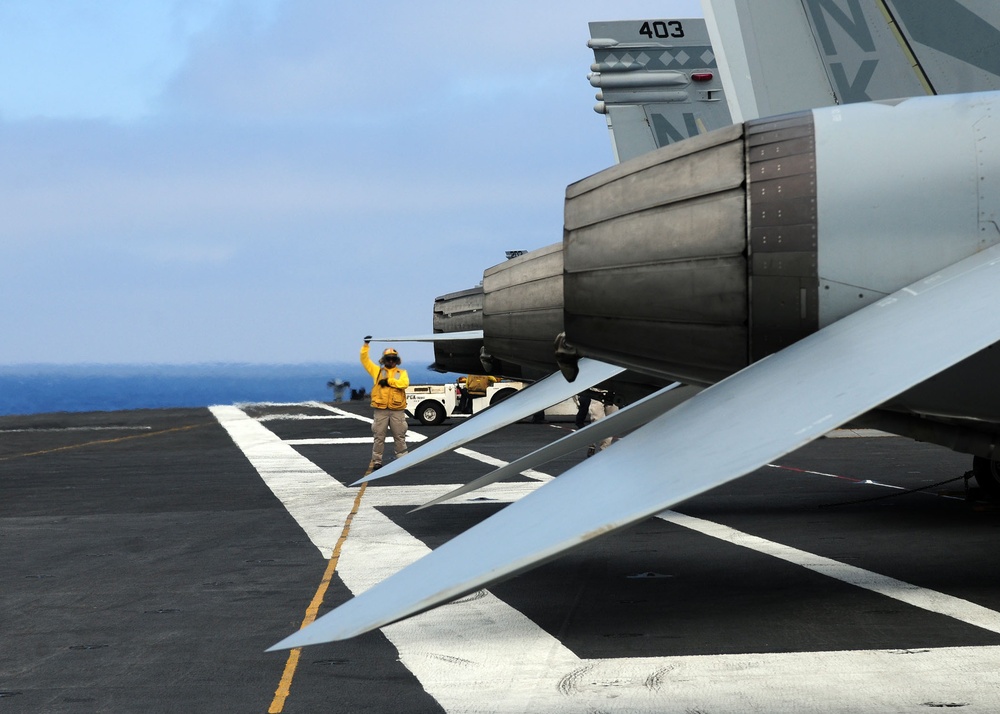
left=409, top=486, right=466, bottom=513
left=266, top=634, right=301, bottom=652
left=268, top=599, right=393, bottom=651
left=352, top=458, right=408, bottom=485
left=267, top=626, right=350, bottom=652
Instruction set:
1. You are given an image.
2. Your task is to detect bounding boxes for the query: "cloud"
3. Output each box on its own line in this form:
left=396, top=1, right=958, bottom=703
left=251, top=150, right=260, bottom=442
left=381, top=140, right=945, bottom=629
left=0, top=0, right=701, bottom=364
left=0, top=0, right=260, bottom=121
left=159, top=0, right=697, bottom=123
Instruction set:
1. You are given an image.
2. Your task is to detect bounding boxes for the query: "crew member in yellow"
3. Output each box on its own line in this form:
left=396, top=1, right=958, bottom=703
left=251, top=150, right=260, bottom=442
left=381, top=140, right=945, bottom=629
left=360, top=336, right=410, bottom=470
left=456, top=374, right=499, bottom=413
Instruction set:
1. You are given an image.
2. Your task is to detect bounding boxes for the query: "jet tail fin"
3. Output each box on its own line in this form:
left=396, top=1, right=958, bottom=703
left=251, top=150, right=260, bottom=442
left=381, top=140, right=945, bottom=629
left=588, top=18, right=733, bottom=162
left=703, top=0, right=1000, bottom=122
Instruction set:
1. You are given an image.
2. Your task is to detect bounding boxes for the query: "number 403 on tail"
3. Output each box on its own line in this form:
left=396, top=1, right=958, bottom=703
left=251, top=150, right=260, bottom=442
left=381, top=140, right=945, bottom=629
left=639, top=20, right=685, bottom=39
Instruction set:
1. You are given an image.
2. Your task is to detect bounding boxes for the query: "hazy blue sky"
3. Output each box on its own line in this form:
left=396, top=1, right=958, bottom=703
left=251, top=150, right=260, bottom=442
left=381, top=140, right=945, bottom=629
left=0, top=0, right=702, bottom=367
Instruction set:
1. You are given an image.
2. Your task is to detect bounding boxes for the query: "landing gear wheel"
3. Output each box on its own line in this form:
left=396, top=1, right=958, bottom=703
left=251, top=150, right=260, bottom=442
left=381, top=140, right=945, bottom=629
left=972, top=456, right=1000, bottom=499
left=416, top=401, right=445, bottom=426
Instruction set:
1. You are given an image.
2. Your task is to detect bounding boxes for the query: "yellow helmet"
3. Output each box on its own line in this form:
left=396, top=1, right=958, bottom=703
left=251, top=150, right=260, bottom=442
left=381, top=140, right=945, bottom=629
left=380, top=347, right=401, bottom=365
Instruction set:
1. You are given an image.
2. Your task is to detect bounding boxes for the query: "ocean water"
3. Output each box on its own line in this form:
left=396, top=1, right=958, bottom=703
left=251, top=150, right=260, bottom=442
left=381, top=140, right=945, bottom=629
left=0, top=363, right=448, bottom=417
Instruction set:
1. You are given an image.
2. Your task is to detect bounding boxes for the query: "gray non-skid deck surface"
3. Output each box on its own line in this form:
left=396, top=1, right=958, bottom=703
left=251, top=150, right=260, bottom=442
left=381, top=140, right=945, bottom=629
left=3, top=402, right=1000, bottom=712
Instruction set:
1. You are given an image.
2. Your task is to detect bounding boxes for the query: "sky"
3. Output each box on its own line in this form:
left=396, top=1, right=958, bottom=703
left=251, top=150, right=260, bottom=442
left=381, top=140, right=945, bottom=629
left=0, top=0, right=702, bottom=367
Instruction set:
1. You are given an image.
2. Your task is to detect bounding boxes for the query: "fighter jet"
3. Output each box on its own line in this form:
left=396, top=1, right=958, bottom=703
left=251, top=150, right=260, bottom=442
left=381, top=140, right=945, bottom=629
left=272, top=0, right=1000, bottom=649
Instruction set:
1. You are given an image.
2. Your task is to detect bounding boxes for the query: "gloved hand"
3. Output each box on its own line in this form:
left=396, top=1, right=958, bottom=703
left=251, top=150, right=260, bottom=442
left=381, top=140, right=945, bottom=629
left=378, top=378, right=389, bottom=387
left=364, top=335, right=372, bottom=345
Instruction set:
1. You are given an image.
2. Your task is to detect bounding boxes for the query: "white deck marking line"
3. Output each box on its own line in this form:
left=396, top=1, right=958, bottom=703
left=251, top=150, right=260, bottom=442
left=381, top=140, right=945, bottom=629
left=257, top=414, right=355, bottom=422
left=304, top=402, right=374, bottom=423
left=660, top=510, right=1000, bottom=634
left=286, top=435, right=427, bottom=446
left=231, top=402, right=996, bottom=632
left=212, top=403, right=579, bottom=711
left=210, top=405, right=355, bottom=559
left=455, top=447, right=553, bottom=482
left=217, top=403, right=1000, bottom=713
left=232, top=401, right=324, bottom=408
left=292, top=401, right=552, bottom=482
left=338, top=492, right=582, bottom=713
left=344, top=503, right=1000, bottom=712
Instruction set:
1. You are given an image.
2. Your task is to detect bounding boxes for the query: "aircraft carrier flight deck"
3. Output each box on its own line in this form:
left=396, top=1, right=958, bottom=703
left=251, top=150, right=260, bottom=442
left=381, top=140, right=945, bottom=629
left=4, top=400, right=1000, bottom=713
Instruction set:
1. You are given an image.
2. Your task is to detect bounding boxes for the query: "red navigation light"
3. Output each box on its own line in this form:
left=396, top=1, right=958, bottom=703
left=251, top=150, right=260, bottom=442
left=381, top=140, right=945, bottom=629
left=691, top=72, right=714, bottom=82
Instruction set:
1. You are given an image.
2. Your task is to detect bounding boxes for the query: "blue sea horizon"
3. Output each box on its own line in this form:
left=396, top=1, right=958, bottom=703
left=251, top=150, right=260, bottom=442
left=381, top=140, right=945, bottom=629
left=0, top=363, right=451, bottom=417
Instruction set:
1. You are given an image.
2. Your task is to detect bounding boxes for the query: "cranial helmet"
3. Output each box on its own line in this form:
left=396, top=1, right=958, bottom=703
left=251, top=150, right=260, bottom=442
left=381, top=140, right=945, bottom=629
left=380, top=347, right=401, bottom=365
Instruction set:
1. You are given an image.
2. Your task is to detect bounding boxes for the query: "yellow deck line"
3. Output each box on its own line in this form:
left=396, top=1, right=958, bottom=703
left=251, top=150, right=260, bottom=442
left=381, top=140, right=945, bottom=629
left=0, top=423, right=207, bottom=461
left=268, top=481, right=369, bottom=713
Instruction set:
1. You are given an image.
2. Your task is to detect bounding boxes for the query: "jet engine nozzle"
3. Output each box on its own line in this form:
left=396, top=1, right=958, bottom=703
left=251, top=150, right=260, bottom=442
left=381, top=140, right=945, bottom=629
left=563, top=122, right=758, bottom=385
left=563, top=92, right=1000, bottom=386
left=430, top=286, right=490, bottom=375
left=481, top=243, right=565, bottom=378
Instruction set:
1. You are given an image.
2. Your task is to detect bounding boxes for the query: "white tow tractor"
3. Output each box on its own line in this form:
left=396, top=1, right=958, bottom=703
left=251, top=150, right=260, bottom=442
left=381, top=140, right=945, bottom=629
left=405, top=381, right=520, bottom=426
left=405, top=381, right=575, bottom=426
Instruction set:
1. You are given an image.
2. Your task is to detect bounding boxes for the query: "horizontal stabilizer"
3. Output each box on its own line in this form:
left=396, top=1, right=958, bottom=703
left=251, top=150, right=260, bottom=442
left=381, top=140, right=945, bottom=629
left=368, top=330, right=484, bottom=342
left=270, top=243, right=1000, bottom=650
left=354, top=358, right=625, bottom=484
left=412, top=382, right=700, bottom=511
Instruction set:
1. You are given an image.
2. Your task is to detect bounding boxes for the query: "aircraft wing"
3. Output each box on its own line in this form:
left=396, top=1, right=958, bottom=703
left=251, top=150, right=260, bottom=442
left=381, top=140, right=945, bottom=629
left=367, top=330, right=484, bottom=342
left=354, top=357, right=626, bottom=484
left=412, top=382, right=700, bottom=511
left=270, top=242, right=1000, bottom=649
